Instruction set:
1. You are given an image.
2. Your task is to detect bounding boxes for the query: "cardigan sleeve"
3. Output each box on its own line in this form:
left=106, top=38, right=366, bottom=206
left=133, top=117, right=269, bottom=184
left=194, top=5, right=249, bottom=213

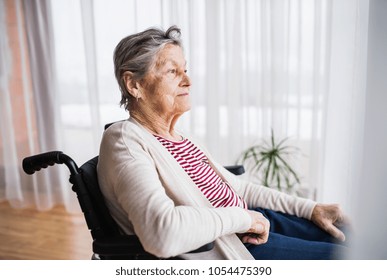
left=101, top=131, right=251, bottom=258
left=186, top=137, right=317, bottom=220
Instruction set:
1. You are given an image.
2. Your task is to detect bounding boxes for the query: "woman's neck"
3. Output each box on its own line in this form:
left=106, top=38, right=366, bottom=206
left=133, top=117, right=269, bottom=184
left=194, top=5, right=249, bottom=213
left=130, top=109, right=182, bottom=141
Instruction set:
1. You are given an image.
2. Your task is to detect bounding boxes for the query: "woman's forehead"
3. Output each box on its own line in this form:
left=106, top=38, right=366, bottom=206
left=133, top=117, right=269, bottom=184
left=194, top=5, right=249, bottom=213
left=154, top=45, right=186, bottom=68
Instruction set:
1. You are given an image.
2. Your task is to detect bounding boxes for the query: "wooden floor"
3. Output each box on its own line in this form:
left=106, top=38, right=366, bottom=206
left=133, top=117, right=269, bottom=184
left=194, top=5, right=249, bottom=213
left=0, top=201, right=92, bottom=260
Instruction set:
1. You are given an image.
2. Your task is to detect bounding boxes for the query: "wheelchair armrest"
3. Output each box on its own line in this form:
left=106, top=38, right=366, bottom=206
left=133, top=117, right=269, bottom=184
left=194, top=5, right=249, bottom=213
left=93, top=235, right=214, bottom=259
left=187, top=241, right=215, bottom=254
left=224, top=165, right=245, bottom=175
left=93, top=235, right=147, bottom=257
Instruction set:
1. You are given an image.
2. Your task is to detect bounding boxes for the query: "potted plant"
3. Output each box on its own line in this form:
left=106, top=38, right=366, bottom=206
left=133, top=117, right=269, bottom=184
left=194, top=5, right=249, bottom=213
left=238, top=129, right=302, bottom=195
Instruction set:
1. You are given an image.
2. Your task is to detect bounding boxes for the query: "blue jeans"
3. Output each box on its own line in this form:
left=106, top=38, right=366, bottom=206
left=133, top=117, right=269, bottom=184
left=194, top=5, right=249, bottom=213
left=245, top=208, right=347, bottom=260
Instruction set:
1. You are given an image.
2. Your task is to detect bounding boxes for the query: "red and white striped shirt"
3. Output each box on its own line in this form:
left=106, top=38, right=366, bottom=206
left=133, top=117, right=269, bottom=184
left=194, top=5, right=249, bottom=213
left=154, top=135, right=247, bottom=209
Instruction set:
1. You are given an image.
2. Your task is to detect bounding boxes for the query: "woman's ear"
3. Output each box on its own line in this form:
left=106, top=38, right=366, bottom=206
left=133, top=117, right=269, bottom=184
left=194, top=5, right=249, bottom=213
left=123, top=71, right=141, bottom=99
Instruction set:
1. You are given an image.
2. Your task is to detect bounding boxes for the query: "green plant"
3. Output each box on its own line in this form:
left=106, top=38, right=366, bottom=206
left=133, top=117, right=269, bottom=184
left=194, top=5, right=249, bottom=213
left=238, top=129, right=302, bottom=192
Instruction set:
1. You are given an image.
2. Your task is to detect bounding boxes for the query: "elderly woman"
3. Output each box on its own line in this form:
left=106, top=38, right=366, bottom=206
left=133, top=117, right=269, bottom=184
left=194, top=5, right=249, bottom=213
left=97, top=26, right=347, bottom=260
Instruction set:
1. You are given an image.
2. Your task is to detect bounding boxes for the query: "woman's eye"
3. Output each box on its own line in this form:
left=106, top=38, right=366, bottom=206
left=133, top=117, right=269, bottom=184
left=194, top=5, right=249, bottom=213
left=168, top=69, right=177, bottom=74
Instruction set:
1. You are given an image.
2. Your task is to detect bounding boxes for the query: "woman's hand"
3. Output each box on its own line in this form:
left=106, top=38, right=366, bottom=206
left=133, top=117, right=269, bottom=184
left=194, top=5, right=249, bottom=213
left=311, top=203, right=349, bottom=242
left=240, top=210, right=270, bottom=245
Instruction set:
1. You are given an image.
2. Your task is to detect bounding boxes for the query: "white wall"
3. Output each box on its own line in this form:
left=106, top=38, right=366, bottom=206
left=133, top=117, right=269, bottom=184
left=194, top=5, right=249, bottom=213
left=349, top=0, right=387, bottom=259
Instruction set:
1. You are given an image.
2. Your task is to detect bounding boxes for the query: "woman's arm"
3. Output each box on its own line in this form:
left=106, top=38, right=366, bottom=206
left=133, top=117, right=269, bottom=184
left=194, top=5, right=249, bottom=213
left=211, top=161, right=317, bottom=220
left=110, top=150, right=252, bottom=258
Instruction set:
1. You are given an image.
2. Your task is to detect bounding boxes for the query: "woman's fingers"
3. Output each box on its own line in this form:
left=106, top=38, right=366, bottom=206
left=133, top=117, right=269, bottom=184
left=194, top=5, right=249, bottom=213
left=241, top=234, right=268, bottom=245
left=311, top=203, right=348, bottom=242
left=243, top=210, right=270, bottom=245
left=325, top=223, right=346, bottom=242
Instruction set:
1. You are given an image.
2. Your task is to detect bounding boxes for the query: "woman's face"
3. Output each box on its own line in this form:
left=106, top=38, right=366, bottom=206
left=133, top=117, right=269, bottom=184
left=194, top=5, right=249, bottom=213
left=140, top=44, right=191, bottom=118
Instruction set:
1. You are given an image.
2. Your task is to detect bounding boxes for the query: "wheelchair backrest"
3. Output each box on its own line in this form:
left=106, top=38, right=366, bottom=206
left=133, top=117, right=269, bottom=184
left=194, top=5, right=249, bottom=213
left=79, top=156, right=121, bottom=239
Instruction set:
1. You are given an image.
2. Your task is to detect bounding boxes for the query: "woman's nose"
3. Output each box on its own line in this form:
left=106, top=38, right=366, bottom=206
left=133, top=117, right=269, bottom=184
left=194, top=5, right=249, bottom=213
left=180, top=72, right=191, bottom=87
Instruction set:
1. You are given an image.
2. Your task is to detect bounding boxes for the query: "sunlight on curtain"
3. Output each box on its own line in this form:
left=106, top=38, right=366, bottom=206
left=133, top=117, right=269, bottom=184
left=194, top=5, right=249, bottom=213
left=0, top=0, right=369, bottom=212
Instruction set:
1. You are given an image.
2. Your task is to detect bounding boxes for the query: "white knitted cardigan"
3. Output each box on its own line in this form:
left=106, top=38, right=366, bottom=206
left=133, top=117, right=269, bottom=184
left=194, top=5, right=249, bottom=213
left=97, top=118, right=317, bottom=259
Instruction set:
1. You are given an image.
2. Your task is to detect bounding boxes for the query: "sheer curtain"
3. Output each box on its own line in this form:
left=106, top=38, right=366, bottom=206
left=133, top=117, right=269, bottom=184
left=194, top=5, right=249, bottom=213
left=0, top=0, right=77, bottom=211
left=0, top=0, right=369, bottom=212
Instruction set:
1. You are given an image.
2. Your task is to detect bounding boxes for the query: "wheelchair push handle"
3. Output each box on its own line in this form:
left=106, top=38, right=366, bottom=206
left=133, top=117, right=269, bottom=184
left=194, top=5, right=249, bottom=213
left=22, top=151, right=75, bottom=175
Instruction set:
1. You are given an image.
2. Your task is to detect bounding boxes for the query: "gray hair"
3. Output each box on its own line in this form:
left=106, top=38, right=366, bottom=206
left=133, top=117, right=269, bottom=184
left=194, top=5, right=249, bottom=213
left=114, top=25, right=182, bottom=111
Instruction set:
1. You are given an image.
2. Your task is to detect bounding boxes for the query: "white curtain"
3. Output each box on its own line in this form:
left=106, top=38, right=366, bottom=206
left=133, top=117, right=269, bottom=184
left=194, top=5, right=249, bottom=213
left=0, top=0, right=369, bottom=212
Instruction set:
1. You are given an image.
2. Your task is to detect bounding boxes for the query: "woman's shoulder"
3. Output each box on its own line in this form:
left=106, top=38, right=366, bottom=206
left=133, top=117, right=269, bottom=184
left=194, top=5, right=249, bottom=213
left=100, top=118, right=162, bottom=159
left=102, top=118, right=147, bottom=142
left=98, top=119, right=154, bottom=173
left=104, top=118, right=138, bottom=133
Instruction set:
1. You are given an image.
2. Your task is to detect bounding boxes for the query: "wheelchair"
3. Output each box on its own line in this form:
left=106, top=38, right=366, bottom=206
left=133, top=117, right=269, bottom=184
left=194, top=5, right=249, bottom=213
left=22, top=132, right=245, bottom=259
